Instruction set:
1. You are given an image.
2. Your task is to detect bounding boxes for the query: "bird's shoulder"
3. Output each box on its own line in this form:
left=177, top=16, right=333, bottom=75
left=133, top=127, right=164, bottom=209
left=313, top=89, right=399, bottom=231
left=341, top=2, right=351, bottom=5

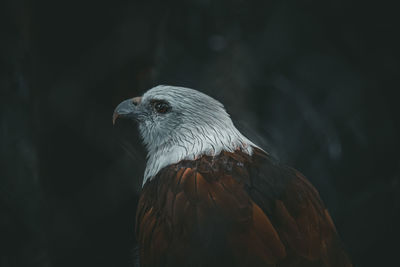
left=247, top=148, right=352, bottom=266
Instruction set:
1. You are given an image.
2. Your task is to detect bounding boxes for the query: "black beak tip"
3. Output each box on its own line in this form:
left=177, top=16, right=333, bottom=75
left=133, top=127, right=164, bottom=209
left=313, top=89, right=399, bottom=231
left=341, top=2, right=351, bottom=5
left=112, top=112, right=119, bottom=125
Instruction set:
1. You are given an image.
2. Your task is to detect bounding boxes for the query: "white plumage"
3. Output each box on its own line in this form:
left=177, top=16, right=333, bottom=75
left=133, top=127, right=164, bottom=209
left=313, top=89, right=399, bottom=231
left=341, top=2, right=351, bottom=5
left=138, top=85, right=257, bottom=185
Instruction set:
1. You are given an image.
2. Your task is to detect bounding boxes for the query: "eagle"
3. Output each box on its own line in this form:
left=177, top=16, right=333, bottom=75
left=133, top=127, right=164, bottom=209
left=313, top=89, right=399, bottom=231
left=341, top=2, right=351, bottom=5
left=113, top=85, right=352, bottom=267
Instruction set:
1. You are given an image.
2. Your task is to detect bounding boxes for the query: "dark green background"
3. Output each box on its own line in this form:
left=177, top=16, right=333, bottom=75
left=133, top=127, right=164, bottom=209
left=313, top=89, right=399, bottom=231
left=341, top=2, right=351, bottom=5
left=1, top=0, right=399, bottom=266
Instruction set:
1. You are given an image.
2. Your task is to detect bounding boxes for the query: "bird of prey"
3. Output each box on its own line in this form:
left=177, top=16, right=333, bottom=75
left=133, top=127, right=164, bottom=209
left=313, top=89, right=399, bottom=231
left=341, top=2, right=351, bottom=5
left=113, top=85, right=352, bottom=267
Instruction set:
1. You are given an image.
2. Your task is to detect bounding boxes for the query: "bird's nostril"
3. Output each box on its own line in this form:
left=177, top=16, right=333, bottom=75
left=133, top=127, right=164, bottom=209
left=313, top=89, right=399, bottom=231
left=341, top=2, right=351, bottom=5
left=132, top=96, right=142, bottom=106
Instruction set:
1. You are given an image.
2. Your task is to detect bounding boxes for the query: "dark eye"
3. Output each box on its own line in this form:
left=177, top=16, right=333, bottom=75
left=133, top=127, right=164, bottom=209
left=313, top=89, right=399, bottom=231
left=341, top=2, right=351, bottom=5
left=152, top=100, right=171, bottom=114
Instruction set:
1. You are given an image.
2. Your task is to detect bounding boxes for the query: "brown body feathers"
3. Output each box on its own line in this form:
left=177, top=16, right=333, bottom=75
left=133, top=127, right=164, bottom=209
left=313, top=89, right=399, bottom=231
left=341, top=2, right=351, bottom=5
left=136, top=148, right=352, bottom=267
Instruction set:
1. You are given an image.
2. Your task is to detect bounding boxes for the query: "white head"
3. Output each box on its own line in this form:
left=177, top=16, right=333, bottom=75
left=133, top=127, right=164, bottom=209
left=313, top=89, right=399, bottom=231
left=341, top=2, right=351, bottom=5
left=113, top=85, right=257, bottom=186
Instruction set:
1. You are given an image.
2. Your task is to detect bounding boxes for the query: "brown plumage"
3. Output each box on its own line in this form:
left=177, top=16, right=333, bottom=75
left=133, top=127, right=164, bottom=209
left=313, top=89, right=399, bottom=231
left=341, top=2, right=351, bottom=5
left=135, top=148, right=352, bottom=267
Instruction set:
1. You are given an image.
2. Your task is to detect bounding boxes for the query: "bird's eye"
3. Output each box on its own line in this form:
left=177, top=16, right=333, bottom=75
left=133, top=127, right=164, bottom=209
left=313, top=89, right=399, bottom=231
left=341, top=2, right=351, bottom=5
left=152, top=100, right=171, bottom=114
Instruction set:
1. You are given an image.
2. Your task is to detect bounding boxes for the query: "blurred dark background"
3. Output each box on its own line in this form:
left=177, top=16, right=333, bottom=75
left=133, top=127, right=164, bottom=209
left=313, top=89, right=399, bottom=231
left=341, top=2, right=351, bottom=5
left=0, top=0, right=399, bottom=266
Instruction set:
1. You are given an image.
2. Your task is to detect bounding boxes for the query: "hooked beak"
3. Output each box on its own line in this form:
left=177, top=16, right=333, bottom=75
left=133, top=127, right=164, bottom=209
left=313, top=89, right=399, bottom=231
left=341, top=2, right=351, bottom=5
left=112, top=96, right=142, bottom=125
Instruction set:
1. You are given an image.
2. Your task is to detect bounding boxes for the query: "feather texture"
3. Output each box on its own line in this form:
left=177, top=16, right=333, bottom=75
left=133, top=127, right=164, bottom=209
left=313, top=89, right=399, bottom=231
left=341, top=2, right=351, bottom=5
left=136, top=147, right=352, bottom=267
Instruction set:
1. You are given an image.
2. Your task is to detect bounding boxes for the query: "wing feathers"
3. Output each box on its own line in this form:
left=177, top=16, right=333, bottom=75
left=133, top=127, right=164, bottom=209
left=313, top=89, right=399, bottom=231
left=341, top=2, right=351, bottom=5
left=136, top=149, right=352, bottom=266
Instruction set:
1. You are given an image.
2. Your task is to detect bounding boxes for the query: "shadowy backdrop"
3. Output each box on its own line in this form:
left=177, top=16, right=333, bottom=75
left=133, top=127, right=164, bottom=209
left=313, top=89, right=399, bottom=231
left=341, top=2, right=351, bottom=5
left=1, top=0, right=399, bottom=266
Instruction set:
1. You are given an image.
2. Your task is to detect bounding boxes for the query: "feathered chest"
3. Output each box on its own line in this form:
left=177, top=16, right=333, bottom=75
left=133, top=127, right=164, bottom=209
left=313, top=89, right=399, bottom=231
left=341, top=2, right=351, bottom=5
left=134, top=149, right=352, bottom=267
left=135, top=151, right=275, bottom=266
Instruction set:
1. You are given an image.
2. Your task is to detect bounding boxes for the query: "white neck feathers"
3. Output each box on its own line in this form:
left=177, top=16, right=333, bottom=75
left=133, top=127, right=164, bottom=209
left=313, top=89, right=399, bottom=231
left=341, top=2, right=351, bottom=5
left=142, top=123, right=255, bottom=186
